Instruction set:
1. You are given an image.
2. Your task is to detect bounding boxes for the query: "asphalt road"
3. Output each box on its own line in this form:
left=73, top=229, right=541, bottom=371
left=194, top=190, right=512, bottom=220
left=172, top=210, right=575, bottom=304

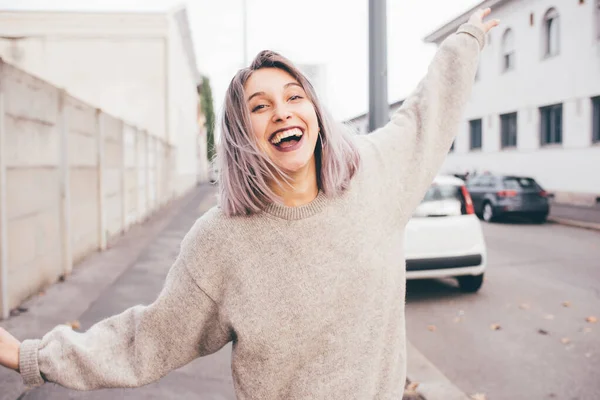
left=405, top=219, right=600, bottom=400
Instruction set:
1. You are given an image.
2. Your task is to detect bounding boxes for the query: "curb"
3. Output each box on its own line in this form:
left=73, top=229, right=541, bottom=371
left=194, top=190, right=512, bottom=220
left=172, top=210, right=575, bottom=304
left=406, top=341, right=471, bottom=400
left=548, top=216, right=600, bottom=232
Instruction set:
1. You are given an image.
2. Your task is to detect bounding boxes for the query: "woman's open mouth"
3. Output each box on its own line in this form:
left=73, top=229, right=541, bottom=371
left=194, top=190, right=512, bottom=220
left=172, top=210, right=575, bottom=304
left=269, top=127, right=305, bottom=152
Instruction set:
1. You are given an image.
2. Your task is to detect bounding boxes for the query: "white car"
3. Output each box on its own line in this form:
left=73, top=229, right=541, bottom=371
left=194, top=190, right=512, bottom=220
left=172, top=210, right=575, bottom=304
left=405, top=175, right=487, bottom=292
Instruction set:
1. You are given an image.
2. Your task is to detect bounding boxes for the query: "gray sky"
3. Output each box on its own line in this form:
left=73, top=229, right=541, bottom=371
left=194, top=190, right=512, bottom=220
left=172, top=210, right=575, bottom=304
left=0, top=0, right=482, bottom=121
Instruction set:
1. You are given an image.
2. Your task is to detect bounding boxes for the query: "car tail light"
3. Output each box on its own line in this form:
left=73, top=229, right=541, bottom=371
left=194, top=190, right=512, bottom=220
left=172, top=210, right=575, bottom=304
left=538, top=190, right=548, bottom=197
left=460, top=185, right=475, bottom=215
left=497, top=190, right=518, bottom=198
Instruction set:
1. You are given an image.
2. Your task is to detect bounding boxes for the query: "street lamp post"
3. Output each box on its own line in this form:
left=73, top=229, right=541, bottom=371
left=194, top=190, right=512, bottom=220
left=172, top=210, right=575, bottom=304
left=368, top=0, right=389, bottom=132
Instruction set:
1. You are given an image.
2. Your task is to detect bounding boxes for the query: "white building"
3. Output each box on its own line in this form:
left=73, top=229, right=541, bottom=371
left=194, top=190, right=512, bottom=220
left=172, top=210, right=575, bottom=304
left=0, top=6, right=209, bottom=193
left=345, top=99, right=405, bottom=135
left=425, top=0, right=600, bottom=205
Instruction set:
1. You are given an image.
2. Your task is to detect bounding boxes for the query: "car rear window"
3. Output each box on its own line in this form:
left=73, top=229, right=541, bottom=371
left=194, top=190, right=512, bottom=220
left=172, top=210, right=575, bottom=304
left=503, top=177, right=540, bottom=190
left=421, top=184, right=462, bottom=202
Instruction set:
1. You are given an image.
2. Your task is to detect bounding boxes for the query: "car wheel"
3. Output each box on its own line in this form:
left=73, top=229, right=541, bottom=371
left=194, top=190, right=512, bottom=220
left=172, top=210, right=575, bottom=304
left=457, top=274, right=484, bottom=293
left=532, top=213, right=548, bottom=224
left=482, top=202, right=495, bottom=222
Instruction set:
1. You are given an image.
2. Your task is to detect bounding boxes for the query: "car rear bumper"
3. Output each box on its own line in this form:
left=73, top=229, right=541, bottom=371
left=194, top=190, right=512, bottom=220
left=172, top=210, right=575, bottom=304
left=407, top=254, right=482, bottom=271
left=494, top=201, right=549, bottom=215
left=406, top=260, right=485, bottom=280
left=406, top=254, right=485, bottom=279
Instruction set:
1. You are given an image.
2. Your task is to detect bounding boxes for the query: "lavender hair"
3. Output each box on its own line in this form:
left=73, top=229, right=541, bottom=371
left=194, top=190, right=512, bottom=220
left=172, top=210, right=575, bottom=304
left=216, top=50, right=361, bottom=216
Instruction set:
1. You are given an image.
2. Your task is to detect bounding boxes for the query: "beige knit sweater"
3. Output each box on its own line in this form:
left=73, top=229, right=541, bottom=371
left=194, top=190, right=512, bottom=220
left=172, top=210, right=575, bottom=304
left=19, top=23, right=484, bottom=399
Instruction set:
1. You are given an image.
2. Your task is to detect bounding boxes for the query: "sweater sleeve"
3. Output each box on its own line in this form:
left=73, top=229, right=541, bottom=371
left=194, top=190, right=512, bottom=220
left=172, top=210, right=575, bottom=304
left=367, top=23, right=484, bottom=220
left=18, top=228, right=231, bottom=390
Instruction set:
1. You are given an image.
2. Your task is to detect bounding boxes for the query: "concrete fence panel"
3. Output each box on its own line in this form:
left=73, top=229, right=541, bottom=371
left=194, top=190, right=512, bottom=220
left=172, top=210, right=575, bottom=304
left=1, top=63, right=63, bottom=311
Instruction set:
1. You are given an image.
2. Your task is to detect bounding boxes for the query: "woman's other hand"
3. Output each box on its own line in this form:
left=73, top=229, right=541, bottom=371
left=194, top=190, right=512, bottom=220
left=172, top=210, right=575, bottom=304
left=469, top=7, right=500, bottom=34
left=0, top=327, right=21, bottom=372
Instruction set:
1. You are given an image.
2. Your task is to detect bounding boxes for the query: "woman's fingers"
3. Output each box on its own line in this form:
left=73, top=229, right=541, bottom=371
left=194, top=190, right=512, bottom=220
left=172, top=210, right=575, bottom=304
left=484, top=18, right=500, bottom=32
left=470, top=7, right=499, bottom=34
left=481, top=8, right=492, bottom=20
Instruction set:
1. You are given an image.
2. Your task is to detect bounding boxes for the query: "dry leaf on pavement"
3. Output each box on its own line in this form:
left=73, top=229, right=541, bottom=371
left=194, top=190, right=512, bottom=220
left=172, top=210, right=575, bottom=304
left=427, top=325, right=437, bottom=332
left=585, top=316, right=598, bottom=323
left=562, top=301, right=571, bottom=308
left=471, top=393, right=487, bottom=400
left=490, top=324, right=501, bottom=331
left=560, top=337, right=571, bottom=344
left=66, top=320, right=81, bottom=330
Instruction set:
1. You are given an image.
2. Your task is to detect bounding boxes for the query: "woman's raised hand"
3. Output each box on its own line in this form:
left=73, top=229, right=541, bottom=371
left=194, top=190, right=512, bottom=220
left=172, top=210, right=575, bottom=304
left=469, top=7, right=500, bottom=34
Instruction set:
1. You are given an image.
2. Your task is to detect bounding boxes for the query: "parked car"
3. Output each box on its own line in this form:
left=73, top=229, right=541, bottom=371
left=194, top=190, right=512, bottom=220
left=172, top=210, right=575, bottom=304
left=466, top=174, right=550, bottom=223
left=405, top=175, right=487, bottom=293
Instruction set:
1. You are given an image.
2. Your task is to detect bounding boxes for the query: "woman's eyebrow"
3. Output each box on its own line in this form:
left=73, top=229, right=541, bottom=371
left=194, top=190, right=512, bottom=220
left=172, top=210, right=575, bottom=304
left=247, top=82, right=302, bottom=102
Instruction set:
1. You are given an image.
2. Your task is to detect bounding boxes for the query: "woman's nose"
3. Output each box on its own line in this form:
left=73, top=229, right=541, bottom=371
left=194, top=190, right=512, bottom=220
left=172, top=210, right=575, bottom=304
left=272, top=105, right=292, bottom=122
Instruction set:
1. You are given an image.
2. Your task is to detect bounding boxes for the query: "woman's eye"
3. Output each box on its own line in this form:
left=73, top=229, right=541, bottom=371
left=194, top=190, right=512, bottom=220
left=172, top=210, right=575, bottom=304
left=252, top=105, right=266, bottom=112
left=289, top=95, right=302, bottom=101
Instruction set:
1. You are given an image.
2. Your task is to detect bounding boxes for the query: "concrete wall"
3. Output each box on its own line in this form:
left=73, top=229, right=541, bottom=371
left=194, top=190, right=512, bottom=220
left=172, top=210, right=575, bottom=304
left=0, top=60, right=180, bottom=318
left=437, top=0, right=600, bottom=201
left=0, top=10, right=207, bottom=195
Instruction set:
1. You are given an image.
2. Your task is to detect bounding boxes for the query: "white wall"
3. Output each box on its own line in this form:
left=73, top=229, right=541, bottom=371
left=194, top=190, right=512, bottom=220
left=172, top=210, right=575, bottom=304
left=0, top=12, right=168, bottom=141
left=441, top=0, right=600, bottom=198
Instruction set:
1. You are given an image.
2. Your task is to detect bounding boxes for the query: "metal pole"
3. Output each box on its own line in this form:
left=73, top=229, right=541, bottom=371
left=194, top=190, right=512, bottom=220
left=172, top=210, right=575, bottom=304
left=242, top=0, right=248, bottom=66
left=0, top=61, right=8, bottom=319
left=368, top=0, right=389, bottom=132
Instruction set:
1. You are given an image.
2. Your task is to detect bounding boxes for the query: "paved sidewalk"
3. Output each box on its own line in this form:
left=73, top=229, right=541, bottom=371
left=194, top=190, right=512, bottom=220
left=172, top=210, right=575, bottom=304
left=549, top=202, right=600, bottom=231
left=1, top=184, right=235, bottom=400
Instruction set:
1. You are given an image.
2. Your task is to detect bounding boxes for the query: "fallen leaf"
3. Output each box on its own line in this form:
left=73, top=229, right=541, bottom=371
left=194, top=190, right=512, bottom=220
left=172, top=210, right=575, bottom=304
left=471, top=393, right=487, bottom=400
left=406, top=381, right=420, bottom=391
left=66, top=320, right=81, bottom=330
left=560, top=337, right=571, bottom=344
left=427, top=325, right=437, bottom=332
left=490, top=324, right=501, bottom=331
left=519, top=303, right=530, bottom=310
left=537, top=329, right=549, bottom=335
left=562, top=301, right=571, bottom=308
left=544, top=314, right=555, bottom=320
left=585, top=316, right=597, bottom=324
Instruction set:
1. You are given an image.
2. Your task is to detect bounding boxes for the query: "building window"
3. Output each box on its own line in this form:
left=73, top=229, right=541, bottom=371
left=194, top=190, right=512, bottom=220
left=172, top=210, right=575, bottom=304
left=501, top=28, right=515, bottom=71
left=500, top=112, right=518, bottom=148
left=470, top=119, right=483, bottom=150
left=593, top=96, right=600, bottom=143
left=543, top=8, right=560, bottom=57
left=540, top=104, right=562, bottom=145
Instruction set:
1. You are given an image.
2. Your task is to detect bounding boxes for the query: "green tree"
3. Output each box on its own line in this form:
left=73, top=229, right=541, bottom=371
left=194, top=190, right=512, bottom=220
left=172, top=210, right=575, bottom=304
left=199, top=76, right=216, bottom=162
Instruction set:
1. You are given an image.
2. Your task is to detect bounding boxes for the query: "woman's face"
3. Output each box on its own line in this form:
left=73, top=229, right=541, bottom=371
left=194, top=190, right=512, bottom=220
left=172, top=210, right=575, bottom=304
left=245, top=68, right=319, bottom=175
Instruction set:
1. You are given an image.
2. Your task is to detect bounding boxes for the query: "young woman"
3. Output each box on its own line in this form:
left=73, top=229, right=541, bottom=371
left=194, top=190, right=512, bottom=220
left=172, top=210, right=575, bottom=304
left=0, top=8, right=498, bottom=399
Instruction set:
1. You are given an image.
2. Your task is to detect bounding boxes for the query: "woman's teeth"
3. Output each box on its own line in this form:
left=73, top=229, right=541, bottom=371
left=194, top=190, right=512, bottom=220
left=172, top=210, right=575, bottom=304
left=270, top=128, right=303, bottom=145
